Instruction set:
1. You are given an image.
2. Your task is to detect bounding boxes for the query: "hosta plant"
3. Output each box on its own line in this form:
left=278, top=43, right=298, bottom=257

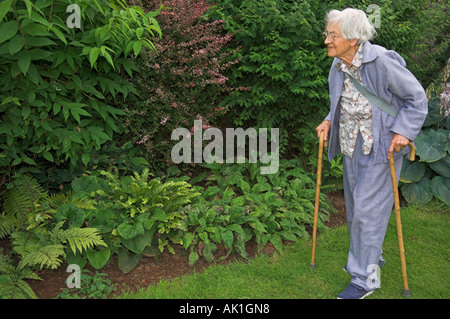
left=400, top=61, right=449, bottom=206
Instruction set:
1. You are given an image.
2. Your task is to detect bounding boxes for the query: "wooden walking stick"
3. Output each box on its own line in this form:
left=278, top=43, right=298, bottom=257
left=389, top=141, right=415, bottom=297
left=310, top=130, right=328, bottom=269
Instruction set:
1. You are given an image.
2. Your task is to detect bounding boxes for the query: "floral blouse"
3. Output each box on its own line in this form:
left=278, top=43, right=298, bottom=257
left=338, top=42, right=373, bottom=158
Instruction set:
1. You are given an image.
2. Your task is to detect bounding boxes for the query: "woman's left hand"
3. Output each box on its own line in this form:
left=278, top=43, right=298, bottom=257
left=388, top=133, right=410, bottom=159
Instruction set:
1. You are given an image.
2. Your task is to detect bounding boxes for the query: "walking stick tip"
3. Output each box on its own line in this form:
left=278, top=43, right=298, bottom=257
left=402, top=289, right=411, bottom=297
left=310, top=263, right=316, bottom=269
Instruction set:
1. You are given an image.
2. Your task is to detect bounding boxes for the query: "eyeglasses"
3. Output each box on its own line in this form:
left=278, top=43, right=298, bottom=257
left=322, top=31, right=342, bottom=42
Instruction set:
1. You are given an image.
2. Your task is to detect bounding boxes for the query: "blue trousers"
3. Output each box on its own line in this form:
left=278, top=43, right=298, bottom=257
left=343, top=133, right=404, bottom=291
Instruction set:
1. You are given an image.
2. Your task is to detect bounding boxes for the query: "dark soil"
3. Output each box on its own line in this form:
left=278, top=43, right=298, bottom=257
left=0, top=191, right=348, bottom=299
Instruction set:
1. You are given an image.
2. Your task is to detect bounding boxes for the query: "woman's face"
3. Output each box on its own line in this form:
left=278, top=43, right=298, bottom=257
left=324, top=23, right=358, bottom=64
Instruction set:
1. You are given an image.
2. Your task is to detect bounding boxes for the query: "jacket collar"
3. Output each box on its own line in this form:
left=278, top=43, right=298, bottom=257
left=333, top=41, right=378, bottom=70
left=361, top=41, right=378, bottom=63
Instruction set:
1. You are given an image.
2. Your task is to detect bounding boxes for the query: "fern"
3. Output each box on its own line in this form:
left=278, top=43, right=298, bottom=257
left=1, top=175, right=53, bottom=231
left=58, top=226, right=107, bottom=256
left=48, top=191, right=96, bottom=210
left=18, top=244, right=66, bottom=270
left=0, top=213, right=19, bottom=239
left=0, top=254, right=42, bottom=299
left=2, top=175, right=47, bottom=216
left=11, top=221, right=106, bottom=270
left=10, top=231, right=42, bottom=256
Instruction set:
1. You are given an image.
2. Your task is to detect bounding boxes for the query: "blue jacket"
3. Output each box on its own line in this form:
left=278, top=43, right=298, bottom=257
left=324, top=41, right=428, bottom=164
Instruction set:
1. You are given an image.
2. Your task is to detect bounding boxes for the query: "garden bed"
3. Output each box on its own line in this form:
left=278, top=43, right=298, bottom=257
left=0, top=191, right=347, bottom=299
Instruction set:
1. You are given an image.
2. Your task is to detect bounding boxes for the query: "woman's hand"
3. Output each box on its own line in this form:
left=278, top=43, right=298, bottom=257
left=315, top=120, right=331, bottom=141
left=388, top=133, right=410, bottom=159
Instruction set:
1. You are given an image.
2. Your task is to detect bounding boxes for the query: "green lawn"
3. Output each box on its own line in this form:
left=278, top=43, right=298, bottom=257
left=117, top=202, right=449, bottom=299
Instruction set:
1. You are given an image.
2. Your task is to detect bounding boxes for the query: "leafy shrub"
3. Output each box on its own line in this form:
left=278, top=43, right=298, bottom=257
left=400, top=60, right=450, bottom=206
left=0, top=0, right=161, bottom=182
left=208, top=0, right=331, bottom=155
left=121, top=0, right=245, bottom=171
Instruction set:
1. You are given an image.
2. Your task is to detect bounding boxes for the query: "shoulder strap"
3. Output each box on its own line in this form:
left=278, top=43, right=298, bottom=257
left=346, top=73, right=398, bottom=118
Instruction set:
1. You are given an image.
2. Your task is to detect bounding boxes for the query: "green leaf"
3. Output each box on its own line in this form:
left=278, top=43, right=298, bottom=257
left=269, top=233, right=283, bottom=252
left=62, top=107, right=70, bottom=122
left=0, top=20, right=18, bottom=45
left=21, top=106, right=31, bottom=119
left=122, top=229, right=153, bottom=254
left=66, top=248, right=87, bottom=268
left=133, top=41, right=142, bottom=56
left=430, top=176, right=450, bottom=205
left=72, top=176, right=101, bottom=194
left=401, top=177, right=433, bottom=206
left=415, top=129, right=448, bottom=162
left=280, top=230, right=297, bottom=241
left=240, top=179, right=251, bottom=194
left=0, top=0, right=13, bottom=22
left=11, top=157, right=22, bottom=166
left=28, top=49, right=53, bottom=60
left=51, top=26, right=67, bottom=45
left=400, top=160, right=425, bottom=183
left=249, top=220, right=266, bottom=233
left=43, top=151, right=54, bottom=162
left=89, top=47, right=100, bottom=68
left=55, top=204, right=85, bottom=228
left=117, top=222, right=144, bottom=240
left=228, top=224, right=245, bottom=236
left=81, top=153, right=90, bottom=166
left=18, top=51, right=31, bottom=75
left=22, top=154, right=36, bottom=165
left=221, top=229, right=234, bottom=249
left=8, top=35, right=25, bottom=55
left=118, top=247, right=142, bottom=274
left=428, top=154, right=450, bottom=178
left=101, top=50, right=115, bottom=69
left=153, top=208, right=166, bottom=221
left=87, top=247, right=111, bottom=269
left=188, top=251, right=199, bottom=266
left=183, top=232, right=195, bottom=249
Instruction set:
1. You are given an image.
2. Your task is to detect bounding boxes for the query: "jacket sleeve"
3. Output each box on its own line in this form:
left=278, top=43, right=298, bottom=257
left=380, top=51, right=428, bottom=142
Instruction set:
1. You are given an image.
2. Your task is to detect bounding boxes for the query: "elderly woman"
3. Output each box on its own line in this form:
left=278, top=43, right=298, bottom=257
left=315, top=8, right=427, bottom=299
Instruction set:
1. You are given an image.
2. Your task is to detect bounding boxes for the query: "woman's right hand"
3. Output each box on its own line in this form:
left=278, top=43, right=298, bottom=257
left=315, top=120, right=331, bottom=141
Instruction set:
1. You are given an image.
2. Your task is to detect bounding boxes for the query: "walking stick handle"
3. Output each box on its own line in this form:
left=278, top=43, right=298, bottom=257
left=320, top=130, right=329, bottom=148
left=408, top=142, right=415, bottom=161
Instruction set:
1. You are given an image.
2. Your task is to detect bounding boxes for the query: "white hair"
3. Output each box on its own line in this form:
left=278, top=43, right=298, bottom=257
left=326, top=8, right=377, bottom=44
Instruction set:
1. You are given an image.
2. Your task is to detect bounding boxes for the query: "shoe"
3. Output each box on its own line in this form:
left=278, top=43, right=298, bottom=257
left=337, top=283, right=374, bottom=299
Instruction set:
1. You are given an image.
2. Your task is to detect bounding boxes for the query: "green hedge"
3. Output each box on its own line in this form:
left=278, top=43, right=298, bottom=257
left=0, top=0, right=161, bottom=182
